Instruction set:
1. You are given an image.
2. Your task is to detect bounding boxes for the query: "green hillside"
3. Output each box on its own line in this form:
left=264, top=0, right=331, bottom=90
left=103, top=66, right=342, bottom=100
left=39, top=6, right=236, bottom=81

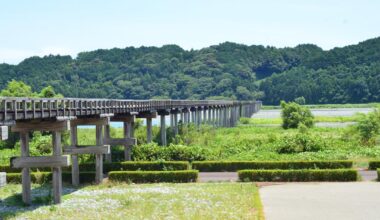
left=1, top=37, right=380, bottom=104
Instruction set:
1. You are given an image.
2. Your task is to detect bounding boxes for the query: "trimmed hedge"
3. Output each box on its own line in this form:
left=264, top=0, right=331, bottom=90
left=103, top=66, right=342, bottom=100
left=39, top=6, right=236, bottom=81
left=109, top=170, right=198, bottom=183
left=192, top=161, right=353, bottom=172
left=368, top=161, right=380, bottom=170
left=238, top=169, right=358, bottom=182
left=0, top=161, right=189, bottom=174
left=6, top=172, right=96, bottom=184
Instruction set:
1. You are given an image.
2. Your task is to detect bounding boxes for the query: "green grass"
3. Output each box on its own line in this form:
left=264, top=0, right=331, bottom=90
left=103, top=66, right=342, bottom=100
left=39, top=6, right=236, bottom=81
left=0, top=183, right=263, bottom=220
left=250, top=116, right=358, bottom=125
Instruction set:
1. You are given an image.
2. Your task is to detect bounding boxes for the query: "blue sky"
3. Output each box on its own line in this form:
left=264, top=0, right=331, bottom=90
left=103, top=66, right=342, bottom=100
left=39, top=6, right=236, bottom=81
left=1, top=0, right=379, bottom=64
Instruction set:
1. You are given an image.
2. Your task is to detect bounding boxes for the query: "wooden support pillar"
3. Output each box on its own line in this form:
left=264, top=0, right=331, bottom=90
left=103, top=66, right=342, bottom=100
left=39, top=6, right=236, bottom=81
left=170, top=114, right=174, bottom=129
left=146, top=117, right=152, bottom=143
left=173, top=113, right=178, bottom=136
left=52, top=131, right=63, bottom=204
left=123, top=120, right=134, bottom=160
left=95, top=125, right=103, bottom=184
left=20, top=132, right=31, bottom=205
left=104, top=124, right=112, bottom=162
left=160, top=114, right=167, bottom=146
left=70, top=125, right=79, bottom=186
left=191, top=109, right=195, bottom=124
left=203, top=108, right=207, bottom=124
left=208, top=108, right=212, bottom=124
left=196, top=108, right=201, bottom=128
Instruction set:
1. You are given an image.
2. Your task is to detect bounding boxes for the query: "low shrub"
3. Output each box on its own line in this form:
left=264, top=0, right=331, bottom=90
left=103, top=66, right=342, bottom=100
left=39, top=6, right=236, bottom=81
left=108, top=170, right=198, bottom=183
left=238, top=169, right=358, bottom=182
left=275, top=132, right=326, bottom=154
left=377, top=169, right=380, bottom=181
left=7, top=172, right=52, bottom=184
left=0, top=161, right=189, bottom=174
left=132, top=143, right=209, bottom=161
left=6, top=172, right=96, bottom=184
left=62, top=172, right=96, bottom=183
left=192, top=161, right=353, bottom=172
left=368, top=161, right=380, bottom=170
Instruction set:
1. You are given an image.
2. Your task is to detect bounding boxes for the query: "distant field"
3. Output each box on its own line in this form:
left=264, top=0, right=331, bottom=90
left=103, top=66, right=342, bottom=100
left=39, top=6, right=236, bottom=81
left=0, top=182, right=263, bottom=220
left=262, top=103, right=380, bottom=110
left=251, top=116, right=359, bottom=125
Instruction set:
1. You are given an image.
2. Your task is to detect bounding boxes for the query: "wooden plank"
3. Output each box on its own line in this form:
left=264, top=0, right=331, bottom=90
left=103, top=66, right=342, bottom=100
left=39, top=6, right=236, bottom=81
left=11, top=120, right=70, bottom=132
left=106, top=138, right=136, bottom=146
left=11, top=156, right=70, bottom=168
left=64, top=145, right=110, bottom=154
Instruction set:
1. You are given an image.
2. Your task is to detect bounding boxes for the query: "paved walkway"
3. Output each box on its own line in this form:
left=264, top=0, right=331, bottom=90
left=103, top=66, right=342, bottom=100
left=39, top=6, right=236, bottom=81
left=260, top=182, right=380, bottom=220
left=198, top=170, right=377, bottom=182
left=198, top=172, right=238, bottom=182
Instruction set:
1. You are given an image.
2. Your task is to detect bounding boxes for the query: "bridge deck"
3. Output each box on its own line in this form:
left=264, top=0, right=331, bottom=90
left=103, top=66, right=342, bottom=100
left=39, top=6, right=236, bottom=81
left=0, top=98, right=261, bottom=125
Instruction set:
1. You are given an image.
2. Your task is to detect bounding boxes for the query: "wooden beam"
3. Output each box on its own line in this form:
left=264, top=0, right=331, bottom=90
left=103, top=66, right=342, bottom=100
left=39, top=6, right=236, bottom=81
left=11, top=156, right=70, bottom=168
left=70, top=117, right=109, bottom=126
left=63, top=145, right=110, bottom=154
left=106, top=138, right=136, bottom=146
left=11, top=120, right=70, bottom=132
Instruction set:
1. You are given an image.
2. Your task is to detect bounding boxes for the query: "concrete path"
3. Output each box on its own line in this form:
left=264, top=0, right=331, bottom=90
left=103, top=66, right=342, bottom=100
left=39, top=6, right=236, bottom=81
left=198, top=172, right=238, bottom=182
left=260, top=182, right=380, bottom=220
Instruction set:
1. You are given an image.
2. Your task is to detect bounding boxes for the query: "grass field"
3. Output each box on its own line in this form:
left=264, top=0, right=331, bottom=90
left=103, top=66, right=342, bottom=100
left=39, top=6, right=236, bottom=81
left=0, top=182, right=263, bottom=220
left=250, top=116, right=359, bottom=125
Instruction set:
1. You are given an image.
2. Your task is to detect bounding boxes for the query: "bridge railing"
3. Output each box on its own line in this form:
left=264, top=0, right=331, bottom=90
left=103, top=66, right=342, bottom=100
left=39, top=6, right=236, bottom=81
left=0, top=97, right=260, bottom=123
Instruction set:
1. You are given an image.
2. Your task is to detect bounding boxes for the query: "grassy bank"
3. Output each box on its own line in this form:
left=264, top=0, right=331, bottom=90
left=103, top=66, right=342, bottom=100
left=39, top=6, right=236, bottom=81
left=0, top=183, right=262, bottom=220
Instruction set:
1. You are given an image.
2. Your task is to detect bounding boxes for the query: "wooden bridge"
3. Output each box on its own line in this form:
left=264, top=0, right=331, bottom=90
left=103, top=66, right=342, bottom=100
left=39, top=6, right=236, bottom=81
left=0, top=97, right=261, bottom=205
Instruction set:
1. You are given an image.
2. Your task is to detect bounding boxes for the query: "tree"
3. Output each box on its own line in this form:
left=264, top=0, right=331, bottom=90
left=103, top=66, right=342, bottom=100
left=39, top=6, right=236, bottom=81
left=38, top=85, right=63, bottom=98
left=294, top=96, right=306, bottom=105
left=281, top=101, right=314, bottom=129
left=0, top=80, right=36, bottom=97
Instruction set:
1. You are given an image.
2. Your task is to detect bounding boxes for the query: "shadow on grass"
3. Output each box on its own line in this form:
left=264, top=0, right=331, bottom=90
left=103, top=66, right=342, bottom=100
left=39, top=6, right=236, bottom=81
left=0, top=183, right=83, bottom=219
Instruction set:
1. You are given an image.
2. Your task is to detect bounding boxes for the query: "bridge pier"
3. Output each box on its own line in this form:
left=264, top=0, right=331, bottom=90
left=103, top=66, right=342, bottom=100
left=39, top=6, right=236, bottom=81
left=68, top=117, right=111, bottom=185
left=158, top=110, right=169, bottom=146
left=11, top=120, right=70, bottom=205
left=171, top=109, right=179, bottom=136
left=136, top=111, right=157, bottom=143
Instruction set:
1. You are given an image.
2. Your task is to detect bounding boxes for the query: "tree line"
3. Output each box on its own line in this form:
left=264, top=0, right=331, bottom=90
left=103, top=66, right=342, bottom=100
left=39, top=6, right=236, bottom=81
left=0, top=37, right=380, bottom=104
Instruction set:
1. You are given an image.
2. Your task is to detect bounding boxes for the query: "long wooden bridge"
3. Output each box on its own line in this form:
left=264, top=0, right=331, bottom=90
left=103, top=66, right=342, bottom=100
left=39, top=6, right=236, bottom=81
left=0, top=97, right=261, bottom=205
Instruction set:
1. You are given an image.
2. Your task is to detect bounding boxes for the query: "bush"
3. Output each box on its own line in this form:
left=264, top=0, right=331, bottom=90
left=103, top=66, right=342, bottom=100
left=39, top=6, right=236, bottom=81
left=368, top=161, right=380, bottom=170
left=191, top=161, right=353, bottom=172
left=238, top=169, right=358, bottom=182
left=275, top=131, right=326, bottom=154
left=6, top=172, right=96, bottom=184
left=281, top=101, right=314, bottom=129
left=377, top=169, right=380, bottom=181
left=355, top=109, right=380, bottom=145
left=108, top=170, right=198, bottom=183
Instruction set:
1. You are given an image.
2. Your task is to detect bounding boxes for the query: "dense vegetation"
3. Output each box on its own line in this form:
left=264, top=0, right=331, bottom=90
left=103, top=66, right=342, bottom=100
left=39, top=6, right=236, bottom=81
left=1, top=37, right=380, bottom=104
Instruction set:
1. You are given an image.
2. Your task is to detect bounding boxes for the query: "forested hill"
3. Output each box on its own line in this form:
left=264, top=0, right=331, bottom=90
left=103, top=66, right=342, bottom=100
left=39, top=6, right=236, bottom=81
left=0, top=37, right=380, bottom=104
